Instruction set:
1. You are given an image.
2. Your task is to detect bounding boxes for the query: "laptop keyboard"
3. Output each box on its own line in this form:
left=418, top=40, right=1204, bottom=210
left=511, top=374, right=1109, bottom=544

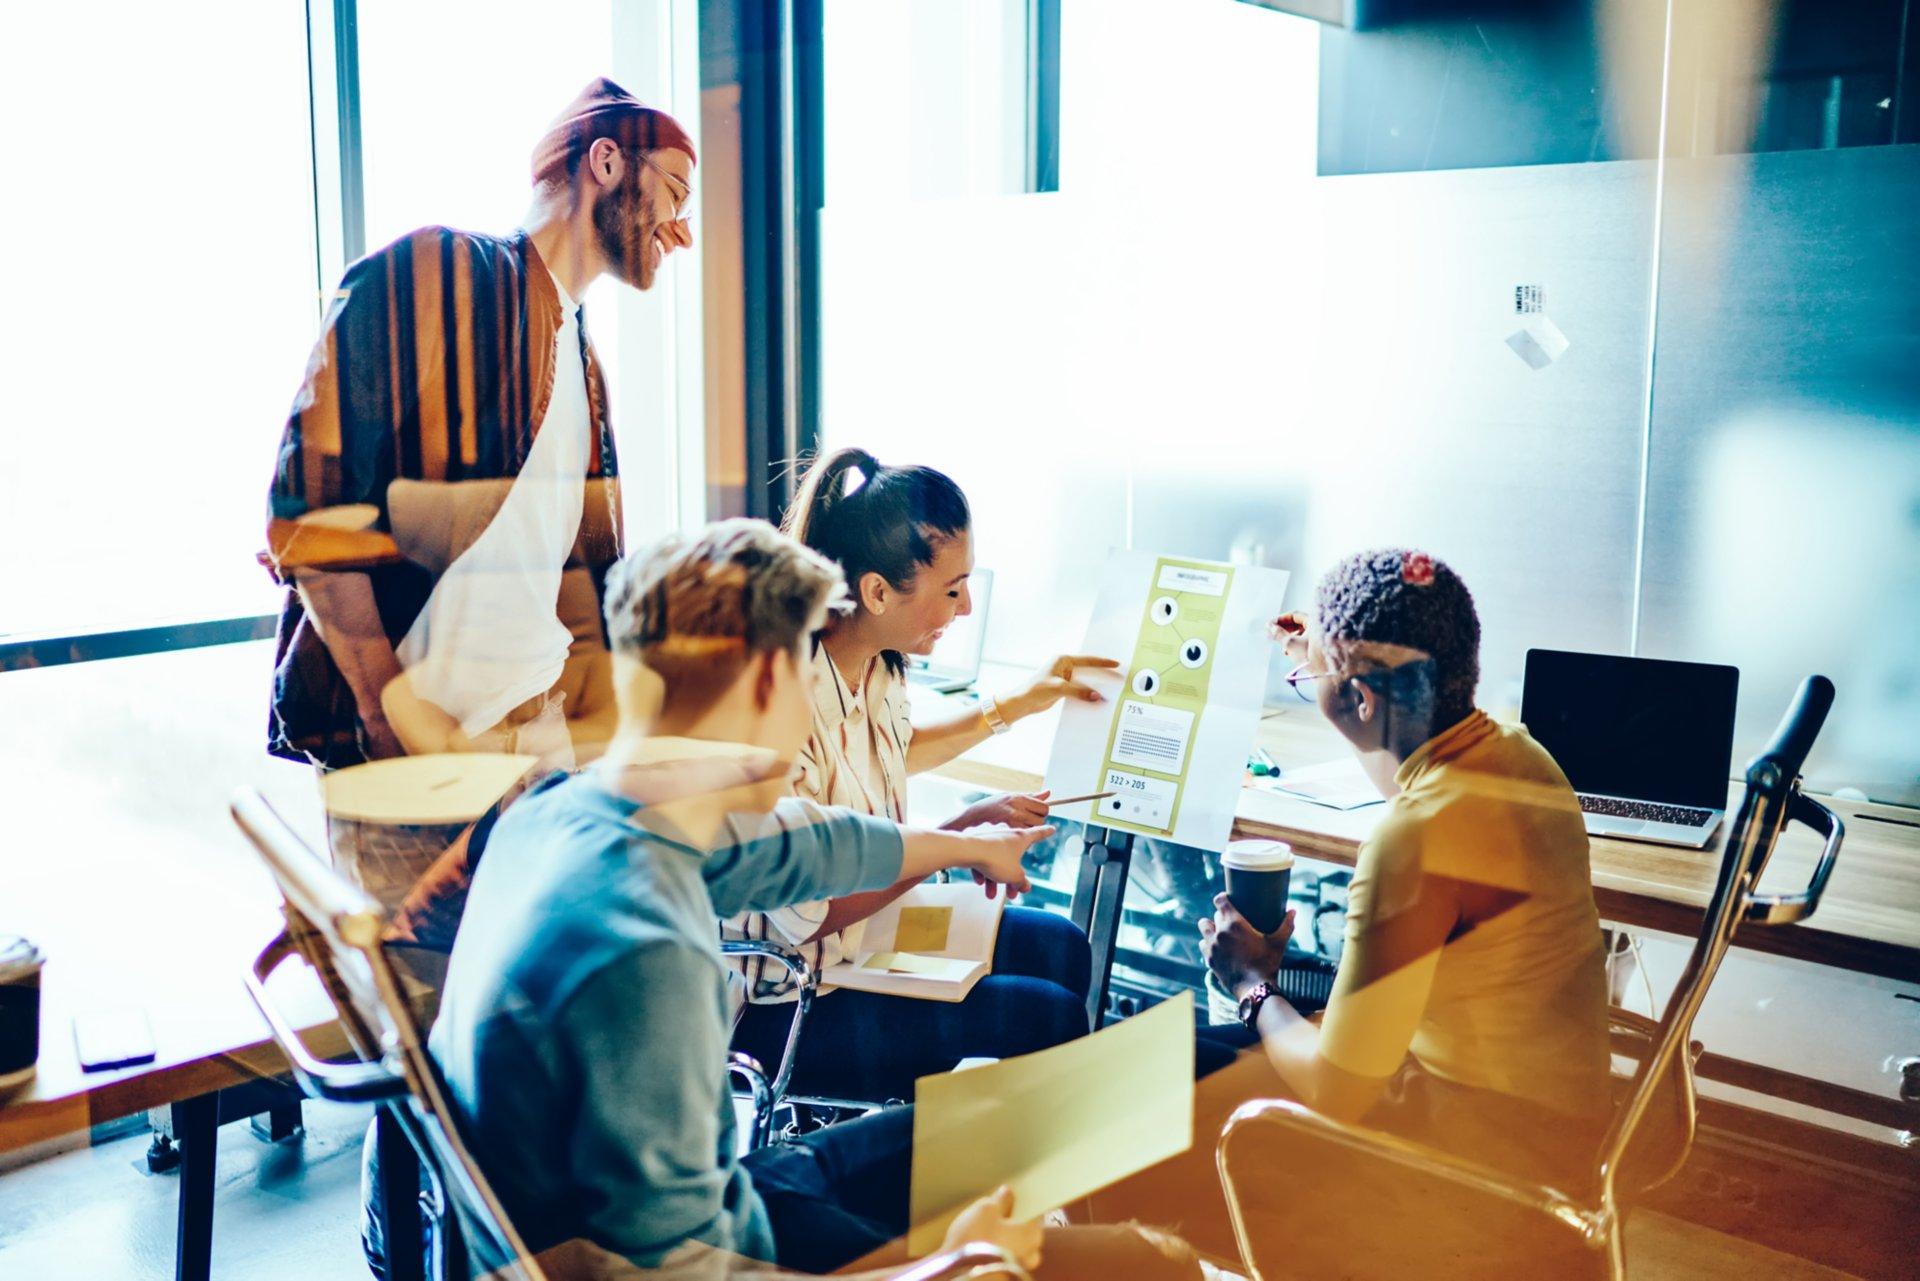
left=1579, top=795, right=1715, bottom=827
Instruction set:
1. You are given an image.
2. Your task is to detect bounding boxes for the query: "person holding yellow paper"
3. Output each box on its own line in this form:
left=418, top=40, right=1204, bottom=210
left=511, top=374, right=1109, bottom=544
left=731, top=448, right=1115, bottom=1102
left=380, top=520, right=1201, bottom=1279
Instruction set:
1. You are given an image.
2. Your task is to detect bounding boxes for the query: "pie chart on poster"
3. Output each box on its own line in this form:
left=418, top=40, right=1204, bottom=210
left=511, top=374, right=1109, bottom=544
left=1180, top=639, right=1209, bottom=668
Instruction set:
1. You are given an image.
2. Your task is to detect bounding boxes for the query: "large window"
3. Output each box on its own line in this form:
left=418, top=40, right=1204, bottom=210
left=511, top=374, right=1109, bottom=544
left=0, top=2, right=319, bottom=639
left=358, top=0, right=619, bottom=250
left=0, top=0, right=711, bottom=650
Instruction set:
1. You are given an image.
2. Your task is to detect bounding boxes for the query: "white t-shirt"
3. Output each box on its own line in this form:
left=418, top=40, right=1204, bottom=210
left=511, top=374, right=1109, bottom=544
left=395, top=273, right=591, bottom=740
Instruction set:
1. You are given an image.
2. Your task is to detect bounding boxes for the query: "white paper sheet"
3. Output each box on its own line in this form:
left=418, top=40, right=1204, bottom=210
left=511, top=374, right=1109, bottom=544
left=1257, top=756, right=1386, bottom=811
left=1044, top=550, right=1289, bottom=851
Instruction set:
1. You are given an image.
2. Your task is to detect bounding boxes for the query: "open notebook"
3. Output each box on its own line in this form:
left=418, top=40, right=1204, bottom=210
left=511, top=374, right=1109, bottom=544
left=821, top=882, right=1008, bottom=1003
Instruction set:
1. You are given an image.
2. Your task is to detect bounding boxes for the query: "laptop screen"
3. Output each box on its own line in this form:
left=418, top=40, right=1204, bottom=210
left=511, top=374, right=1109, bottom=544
left=1521, top=649, right=1739, bottom=810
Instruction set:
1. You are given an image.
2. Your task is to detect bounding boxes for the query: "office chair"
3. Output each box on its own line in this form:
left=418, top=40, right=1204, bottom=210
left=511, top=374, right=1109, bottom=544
left=235, top=788, right=543, bottom=1281
left=1213, top=675, right=1844, bottom=1281
left=236, top=791, right=1032, bottom=1281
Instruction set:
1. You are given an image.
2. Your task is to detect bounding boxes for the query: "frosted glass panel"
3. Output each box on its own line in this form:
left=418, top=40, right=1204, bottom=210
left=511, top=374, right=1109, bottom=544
left=1134, top=159, right=1656, bottom=714
left=817, top=0, right=1918, bottom=806
left=1639, top=146, right=1920, bottom=804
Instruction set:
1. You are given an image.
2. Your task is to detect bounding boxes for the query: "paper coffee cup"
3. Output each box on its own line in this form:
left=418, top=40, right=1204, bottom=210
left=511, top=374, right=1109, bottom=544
left=1221, top=841, right=1294, bottom=936
left=0, top=935, right=45, bottom=1091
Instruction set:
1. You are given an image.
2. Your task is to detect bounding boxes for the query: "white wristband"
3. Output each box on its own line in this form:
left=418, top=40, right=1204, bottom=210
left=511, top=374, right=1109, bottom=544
left=981, top=695, right=1011, bottom=735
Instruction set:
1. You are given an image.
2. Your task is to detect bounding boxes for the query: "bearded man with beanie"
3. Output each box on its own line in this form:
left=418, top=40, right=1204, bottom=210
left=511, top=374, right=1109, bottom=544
left=264, top=78, right=696, bottom=777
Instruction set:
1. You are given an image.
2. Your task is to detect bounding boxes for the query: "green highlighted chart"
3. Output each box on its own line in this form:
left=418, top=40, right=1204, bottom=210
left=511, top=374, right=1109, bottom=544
left=1093, top=558, right=1234, bottom=835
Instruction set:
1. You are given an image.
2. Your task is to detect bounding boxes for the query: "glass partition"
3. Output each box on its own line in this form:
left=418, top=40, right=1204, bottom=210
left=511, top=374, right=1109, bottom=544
left=816, top=0, right=1917, bottom=802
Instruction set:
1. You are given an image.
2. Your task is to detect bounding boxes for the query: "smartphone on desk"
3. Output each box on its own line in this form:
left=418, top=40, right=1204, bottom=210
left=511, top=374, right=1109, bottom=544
left=73, top=1007, right=157, bottom=1072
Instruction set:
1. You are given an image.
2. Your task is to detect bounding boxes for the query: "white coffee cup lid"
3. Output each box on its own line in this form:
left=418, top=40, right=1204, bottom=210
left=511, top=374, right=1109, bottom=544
left=0, top=936, right=43, bottom=983
left=1221, top=840, right=1293, bottom=871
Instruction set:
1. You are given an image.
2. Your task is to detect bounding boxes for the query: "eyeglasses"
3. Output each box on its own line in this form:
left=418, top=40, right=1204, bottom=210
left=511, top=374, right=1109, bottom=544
left=1284, top=663, right=1335, bottom=703
left=632, top=149, right=692, bottom=221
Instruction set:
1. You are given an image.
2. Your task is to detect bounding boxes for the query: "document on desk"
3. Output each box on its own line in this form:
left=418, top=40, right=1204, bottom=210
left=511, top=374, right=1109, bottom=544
left=907, top=991, right=1195, bottom=1253
left=1257, top=757, right=1386, bottom=811
left=1045, top=550, right=1289, bottom=851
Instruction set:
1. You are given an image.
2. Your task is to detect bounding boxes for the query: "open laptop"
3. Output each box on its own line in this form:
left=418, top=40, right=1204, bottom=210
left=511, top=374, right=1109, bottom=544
left=1521, top=649, right=1739, bottom=849
left=905, top=569, right=994, bottom=693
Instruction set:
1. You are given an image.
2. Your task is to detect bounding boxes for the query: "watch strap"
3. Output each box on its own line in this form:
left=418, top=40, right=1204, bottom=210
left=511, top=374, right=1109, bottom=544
left=981, top=695, right=1011, bottom=735
left=1237, top=981, right=1275, bottom=1030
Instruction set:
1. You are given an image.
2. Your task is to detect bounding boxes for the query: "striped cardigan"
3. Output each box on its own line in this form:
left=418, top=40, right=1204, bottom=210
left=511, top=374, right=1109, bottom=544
left=264, top=227, right=622, bottom=767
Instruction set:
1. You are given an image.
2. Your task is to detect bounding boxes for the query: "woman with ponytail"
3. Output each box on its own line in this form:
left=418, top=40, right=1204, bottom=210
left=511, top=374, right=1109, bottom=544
left=728, top=447, right=1119, bottom=1103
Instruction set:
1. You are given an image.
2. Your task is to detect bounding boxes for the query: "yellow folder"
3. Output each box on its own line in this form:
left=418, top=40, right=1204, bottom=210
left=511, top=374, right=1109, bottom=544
left=908, top=992, right=1195, bottom=1252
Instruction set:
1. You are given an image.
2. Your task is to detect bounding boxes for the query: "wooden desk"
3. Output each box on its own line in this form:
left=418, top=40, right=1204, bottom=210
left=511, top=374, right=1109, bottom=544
left=0, top=643, right=372, bottom=1281
left=936, top=695, right=1920, bottom=986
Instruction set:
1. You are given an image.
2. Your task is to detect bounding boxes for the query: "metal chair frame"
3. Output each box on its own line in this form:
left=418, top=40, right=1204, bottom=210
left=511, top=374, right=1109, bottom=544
left=1215, top=676, right=1844, bottom=1281
left=237, top=789, right=548, bottom=1281
left=723, top=937, right=907, bottom=1148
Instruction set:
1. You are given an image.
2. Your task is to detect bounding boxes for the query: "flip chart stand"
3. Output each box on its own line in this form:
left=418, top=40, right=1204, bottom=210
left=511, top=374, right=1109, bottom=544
left=1070, top=824, right=1137, bottom=1030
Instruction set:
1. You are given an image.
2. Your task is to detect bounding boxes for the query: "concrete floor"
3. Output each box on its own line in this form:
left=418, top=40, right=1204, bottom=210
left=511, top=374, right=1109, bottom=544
left=0, top=1102, right=374, bottom=1281
left=0, top=1101, right=1867, bottom=1281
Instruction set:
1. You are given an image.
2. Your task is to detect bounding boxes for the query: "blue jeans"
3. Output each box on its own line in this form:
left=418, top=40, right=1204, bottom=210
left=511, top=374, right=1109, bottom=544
left=733, top=906, right=1092, bottom=1103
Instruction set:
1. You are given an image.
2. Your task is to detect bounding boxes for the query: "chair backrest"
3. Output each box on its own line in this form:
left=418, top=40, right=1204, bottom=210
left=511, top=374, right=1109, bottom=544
left=234, top=789, right=546, bottom=1281
left=1592, top=674, right=1841, bottom=1202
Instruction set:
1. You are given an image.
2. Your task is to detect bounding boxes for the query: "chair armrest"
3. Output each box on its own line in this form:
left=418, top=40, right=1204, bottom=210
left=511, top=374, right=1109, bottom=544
left=1742, top=793, right=1844, bottom=925
left=246, top=929, right=407, bottom=1105
left=721, top=939, right=819, bottom=1104
left=1216, top=1098, right=1603, bottom=1248
left=721, top=937, right=819, bottom=989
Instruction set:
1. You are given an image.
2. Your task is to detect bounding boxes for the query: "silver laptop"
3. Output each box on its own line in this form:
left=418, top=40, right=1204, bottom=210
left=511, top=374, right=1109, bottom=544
left=1521, top=649, right=1740, bottom=849
left=906, top=569, right=993, bottom=693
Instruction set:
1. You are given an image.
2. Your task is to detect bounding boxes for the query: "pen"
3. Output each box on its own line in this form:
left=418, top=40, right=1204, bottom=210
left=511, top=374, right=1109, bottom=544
left=1047, top=791, right=1116, bottom=809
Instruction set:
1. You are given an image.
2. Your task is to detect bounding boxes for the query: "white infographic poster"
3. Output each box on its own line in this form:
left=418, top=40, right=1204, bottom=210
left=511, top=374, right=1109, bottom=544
left=1045, top=550, right=1290, bottom=852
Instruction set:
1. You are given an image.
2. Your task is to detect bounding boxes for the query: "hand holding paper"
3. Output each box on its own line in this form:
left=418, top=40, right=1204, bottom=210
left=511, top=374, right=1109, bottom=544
left=940, top=1185, right=1044, bottom=1274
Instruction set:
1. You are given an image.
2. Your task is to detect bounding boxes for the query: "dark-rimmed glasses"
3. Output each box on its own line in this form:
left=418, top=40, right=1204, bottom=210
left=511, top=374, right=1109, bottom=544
left=1285, top=663, right=1335, bottom=703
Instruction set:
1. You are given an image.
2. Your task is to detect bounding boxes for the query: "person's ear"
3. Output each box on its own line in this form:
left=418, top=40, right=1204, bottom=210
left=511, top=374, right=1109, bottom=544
left=857, top=571, right=890, bottom=616
left=752, top=651, right=778, bottom=712
left=1347, top=676, right=1377, bottom=724
left=588, top=138, right=623, bottom=191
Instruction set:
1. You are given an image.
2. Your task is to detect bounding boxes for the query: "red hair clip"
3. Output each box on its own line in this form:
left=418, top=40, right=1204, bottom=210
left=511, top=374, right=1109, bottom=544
left=1401, top=551, right=1435, bottom=587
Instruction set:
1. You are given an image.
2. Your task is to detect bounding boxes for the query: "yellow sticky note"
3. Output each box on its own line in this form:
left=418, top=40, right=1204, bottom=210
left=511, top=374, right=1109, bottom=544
left=908, top=992, right=1195, bottom=1253
left=893, top=905, right=953, bottom=954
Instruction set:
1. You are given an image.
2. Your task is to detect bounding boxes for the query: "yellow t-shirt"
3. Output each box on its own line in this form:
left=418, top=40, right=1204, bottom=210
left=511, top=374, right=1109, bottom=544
left=1318, top=711, right=1611, bottom=1120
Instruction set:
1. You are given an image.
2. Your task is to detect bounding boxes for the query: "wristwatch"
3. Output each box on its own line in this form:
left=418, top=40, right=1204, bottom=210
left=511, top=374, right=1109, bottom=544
left=980, top=694, right=1011, bottom=736
left=1236, top=981, right=1276, bottom=1031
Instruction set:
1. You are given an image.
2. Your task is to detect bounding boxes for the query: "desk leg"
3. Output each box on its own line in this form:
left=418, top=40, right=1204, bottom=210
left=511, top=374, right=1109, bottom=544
left=377, top=1104, right=427, bottom=1281
left=171, top=1093, right=218, bottom=1281
left=1070, top=826, right=1136, bottom=1030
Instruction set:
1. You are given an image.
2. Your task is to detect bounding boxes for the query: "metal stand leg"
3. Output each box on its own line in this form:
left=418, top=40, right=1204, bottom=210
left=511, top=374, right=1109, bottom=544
left=377, top=1105, right=427, bottom=1281
left=171, top=1093, right=218, bottom=1281
left=1069, top=825, right=1136, bottom=1030
left=250, top=1100, right=304, bottom=1144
